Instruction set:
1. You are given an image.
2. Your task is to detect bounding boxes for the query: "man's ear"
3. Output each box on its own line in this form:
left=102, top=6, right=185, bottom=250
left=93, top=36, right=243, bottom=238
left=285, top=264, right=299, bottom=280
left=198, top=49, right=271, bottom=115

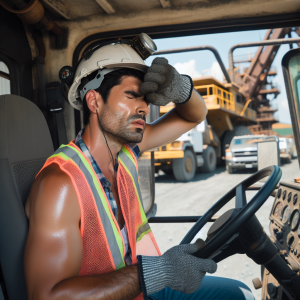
left=85, top=90, right=103, bottom=114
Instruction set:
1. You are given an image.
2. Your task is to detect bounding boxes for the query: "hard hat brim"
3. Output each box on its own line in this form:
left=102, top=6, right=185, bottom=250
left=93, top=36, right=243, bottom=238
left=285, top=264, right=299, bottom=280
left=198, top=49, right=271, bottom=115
left=68, top=63, right=148, bottom=111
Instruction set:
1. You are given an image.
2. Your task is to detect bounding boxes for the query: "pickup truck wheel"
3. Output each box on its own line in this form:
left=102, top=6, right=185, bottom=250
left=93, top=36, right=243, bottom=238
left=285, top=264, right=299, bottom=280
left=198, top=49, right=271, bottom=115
left=172, top=149, right=196, bottom=182
left=200, top=146, right=217, bottom=173
left=226, top=164, right=233, bottom=174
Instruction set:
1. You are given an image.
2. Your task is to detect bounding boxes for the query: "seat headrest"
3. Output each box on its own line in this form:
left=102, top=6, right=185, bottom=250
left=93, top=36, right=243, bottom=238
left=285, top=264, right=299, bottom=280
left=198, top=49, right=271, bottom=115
left=0, top=94, right=54, bottom=164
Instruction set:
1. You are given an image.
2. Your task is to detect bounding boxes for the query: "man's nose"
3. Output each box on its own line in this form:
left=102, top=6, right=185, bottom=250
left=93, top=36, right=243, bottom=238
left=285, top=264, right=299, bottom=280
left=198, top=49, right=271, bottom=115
left=136, top=99, right=150, bottom=116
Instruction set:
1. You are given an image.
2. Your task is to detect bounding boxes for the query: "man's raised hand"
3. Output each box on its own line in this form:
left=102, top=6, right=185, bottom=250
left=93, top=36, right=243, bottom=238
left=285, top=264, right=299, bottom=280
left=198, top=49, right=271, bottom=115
left=140, top=57, right=194, bottom=106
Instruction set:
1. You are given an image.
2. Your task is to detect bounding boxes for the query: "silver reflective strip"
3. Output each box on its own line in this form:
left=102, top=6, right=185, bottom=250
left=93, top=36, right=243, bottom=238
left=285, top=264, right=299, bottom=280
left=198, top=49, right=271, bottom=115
left=118, top=151, right=143, bottom=206
left=53, top=145, right=65, bottom=155
left=136, top=222, right=150, bottom=241
left=79, top=68, right=116, bottom=101
left=59, top=146, right=124, bottom=268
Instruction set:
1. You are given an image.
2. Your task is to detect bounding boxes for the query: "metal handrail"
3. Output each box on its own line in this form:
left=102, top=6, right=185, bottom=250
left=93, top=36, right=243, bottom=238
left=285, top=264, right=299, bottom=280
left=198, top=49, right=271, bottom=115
left=154, top=45, right=231, bottom=83
left=229, top=37, right=300, bottom=82
left=195, top=84, right=235, bottom=111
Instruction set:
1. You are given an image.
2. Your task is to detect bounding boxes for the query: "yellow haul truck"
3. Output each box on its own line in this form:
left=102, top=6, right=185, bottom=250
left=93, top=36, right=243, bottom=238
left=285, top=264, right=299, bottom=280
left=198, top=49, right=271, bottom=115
left=154, top=27, right=300, bottom=182
left=155, top=76, right=256, bottom=181
left=1, top=1, right=300, bottom=300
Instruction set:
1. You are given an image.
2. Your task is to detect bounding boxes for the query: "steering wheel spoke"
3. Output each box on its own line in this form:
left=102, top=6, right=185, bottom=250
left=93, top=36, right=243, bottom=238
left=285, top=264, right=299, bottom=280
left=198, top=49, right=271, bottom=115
left=235, top=184, right=247, bottom=209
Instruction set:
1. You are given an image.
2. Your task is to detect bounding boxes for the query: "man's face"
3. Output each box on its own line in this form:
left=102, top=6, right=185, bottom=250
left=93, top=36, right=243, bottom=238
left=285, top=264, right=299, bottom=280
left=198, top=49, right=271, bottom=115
left=97, top=75, right=150, bottom=144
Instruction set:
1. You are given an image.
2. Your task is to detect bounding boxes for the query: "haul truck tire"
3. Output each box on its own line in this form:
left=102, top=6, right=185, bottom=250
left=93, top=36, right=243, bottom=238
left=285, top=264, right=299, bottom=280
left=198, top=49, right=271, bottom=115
left=172, top=149, right=196, bottom=182
left=200, top=146, right=217, bottom=173
left=222, top=126, right=252, bottom=155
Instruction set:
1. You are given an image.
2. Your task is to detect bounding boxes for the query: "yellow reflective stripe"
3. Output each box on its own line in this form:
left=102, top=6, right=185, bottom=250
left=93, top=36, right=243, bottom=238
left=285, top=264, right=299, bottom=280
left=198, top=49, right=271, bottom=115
left=62, top=145, right=125, bottom=265
left=119, top=158, right=147, bottom=225
left=49, top=152, right=69, bottom=161
left=116, top=261, right=125, bottom=269
left=121, top=145, right=136, bottom=167
left=136, top=222, right=151, bottom=242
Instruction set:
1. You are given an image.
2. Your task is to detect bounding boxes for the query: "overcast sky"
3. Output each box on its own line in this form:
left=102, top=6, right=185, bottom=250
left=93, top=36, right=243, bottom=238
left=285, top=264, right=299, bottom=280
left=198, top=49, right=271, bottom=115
left=146, top=29, right=299, bottom=124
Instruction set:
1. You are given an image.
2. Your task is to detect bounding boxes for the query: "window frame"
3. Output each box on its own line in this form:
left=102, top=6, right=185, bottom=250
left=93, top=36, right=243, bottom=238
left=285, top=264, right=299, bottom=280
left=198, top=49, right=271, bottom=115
left=0, top=53, right=20, bottom=95
left=282, top=48, right=300, bottom=167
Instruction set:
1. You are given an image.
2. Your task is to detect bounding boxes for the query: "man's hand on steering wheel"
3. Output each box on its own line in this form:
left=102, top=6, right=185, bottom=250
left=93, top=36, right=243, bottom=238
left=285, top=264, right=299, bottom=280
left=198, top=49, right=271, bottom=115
left=137, top=239, right=217, bottom=297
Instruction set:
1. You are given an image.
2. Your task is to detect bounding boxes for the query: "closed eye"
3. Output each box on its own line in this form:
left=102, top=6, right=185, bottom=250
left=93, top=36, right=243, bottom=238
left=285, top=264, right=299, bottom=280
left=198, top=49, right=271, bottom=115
left=125, top=90, right=144, bottom=99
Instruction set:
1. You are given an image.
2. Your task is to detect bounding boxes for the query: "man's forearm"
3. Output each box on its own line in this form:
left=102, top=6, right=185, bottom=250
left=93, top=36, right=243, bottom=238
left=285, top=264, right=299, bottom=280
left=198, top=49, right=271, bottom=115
left=49, top=265, right=141, bottom=300
left=175, top=89, right=207, bottom=123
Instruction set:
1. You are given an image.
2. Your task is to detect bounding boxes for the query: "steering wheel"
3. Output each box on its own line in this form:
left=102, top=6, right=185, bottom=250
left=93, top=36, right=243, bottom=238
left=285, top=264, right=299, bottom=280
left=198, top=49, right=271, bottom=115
left=180, top=165, right=282, bottom=262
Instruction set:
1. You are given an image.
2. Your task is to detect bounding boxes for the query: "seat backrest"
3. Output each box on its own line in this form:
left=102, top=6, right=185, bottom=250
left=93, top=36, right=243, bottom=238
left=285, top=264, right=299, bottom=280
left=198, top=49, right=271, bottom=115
left=0, top=95, right=54, bottom=300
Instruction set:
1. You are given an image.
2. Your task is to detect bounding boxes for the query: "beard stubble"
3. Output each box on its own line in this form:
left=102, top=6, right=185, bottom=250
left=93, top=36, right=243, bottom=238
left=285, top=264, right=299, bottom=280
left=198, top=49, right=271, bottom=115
left=98, top=106, right=146, bottom=144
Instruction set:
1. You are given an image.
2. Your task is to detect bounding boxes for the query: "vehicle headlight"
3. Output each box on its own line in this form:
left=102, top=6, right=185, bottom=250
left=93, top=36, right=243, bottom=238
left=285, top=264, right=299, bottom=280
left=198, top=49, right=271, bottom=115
left=171, top=141, right=181, bottom=148
left=168, top=141, right=183, bottom=150
left=226, top=151, right=232, bottom=159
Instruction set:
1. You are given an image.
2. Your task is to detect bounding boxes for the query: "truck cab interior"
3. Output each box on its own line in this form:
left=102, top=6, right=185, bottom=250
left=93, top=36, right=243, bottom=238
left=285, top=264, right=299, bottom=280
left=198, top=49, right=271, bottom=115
left=1, top=1, right=300, bottom=299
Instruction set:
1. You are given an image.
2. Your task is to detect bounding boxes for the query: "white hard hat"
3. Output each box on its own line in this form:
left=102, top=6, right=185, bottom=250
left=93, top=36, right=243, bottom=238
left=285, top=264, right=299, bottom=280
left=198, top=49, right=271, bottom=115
left=68, top=43, right=149, bottom=111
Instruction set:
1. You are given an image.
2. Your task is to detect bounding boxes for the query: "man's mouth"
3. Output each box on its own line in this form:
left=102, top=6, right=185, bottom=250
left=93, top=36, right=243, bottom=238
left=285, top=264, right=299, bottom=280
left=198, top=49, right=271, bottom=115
left=131, top=119, right=145, bottom=129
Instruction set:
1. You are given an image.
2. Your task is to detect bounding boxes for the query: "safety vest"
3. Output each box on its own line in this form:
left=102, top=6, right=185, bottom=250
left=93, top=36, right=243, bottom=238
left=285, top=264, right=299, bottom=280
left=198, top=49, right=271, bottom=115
left=38, top=141, right=160, bottom=299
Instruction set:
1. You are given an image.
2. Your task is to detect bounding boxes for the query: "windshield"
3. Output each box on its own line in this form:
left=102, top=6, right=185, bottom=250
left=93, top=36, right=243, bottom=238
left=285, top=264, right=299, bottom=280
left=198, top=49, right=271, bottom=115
left=232, top=137, right=264, bottom=146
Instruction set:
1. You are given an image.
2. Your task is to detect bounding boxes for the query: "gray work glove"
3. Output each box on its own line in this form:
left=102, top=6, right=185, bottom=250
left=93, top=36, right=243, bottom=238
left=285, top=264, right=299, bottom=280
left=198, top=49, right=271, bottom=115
left=140, top=57, right=194, bottom=106
left=137, top=239, right=217, bottom=297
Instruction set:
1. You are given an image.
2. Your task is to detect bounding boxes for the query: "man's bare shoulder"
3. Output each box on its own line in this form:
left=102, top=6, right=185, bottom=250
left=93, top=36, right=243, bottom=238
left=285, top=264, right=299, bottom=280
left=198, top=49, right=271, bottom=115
left=24, top=164, right=83, bottom=299
left=26, top=163, right=80, bottom=223
left=42, top=163, right=73, bottom=185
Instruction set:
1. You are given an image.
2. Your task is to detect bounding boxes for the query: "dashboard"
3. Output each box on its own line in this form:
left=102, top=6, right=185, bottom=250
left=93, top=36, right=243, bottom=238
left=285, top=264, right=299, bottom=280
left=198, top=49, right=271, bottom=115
left=265, top=181, right=300, bottom=299
left=270, top=181, right=300, bottom=265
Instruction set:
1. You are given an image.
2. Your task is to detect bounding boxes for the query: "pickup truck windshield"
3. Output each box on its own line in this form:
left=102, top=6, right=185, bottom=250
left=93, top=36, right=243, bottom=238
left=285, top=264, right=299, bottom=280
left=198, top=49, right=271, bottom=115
left=233, top=137, right=264, bottom=146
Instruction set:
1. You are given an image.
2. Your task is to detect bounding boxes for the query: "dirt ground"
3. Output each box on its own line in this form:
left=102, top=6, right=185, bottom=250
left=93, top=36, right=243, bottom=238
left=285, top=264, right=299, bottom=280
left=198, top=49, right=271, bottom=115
left=150, top=159, right=300, bottom=299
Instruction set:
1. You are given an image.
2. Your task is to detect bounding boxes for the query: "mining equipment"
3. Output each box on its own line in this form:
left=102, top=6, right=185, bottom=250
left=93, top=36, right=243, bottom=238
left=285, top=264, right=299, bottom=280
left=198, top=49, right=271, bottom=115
left=154, top=28, right=300, bottom=181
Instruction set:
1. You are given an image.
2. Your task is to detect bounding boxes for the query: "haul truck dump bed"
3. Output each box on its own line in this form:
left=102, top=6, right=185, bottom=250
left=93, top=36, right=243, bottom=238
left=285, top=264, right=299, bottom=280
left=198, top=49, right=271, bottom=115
left=155, top=76, right=256, bottom=181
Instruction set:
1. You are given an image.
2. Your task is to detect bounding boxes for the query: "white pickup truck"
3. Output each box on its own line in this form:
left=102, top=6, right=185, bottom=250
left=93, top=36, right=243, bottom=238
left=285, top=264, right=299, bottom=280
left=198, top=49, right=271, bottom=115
left=225, top=135, right=266, bottom=174
left=279, top=137, right=294, bottom=161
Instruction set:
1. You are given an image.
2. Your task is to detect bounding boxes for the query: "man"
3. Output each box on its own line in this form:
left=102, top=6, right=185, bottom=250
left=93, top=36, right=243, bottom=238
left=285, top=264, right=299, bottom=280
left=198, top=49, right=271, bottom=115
left=24, top=40, right=254, bottom=300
